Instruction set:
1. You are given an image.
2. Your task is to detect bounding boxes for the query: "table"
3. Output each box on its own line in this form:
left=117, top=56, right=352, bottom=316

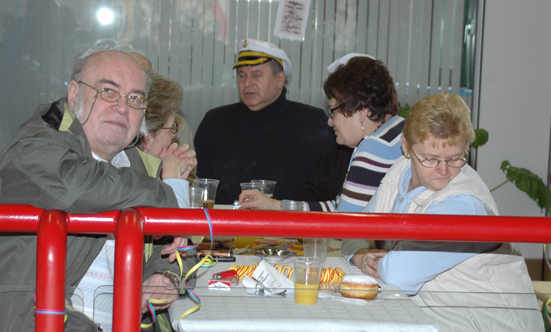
left=169, top=256, right=439, bottom=332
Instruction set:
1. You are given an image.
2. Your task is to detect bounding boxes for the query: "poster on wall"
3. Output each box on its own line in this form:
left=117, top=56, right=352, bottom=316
left=274, top=0, right=311, bottom=41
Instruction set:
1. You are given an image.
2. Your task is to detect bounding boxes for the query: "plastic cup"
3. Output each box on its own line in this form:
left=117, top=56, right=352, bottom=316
left=189, top=187, right=205, bottom=209
left=192, top=178, right=219, bottom=208
left=294, top=258, right=322, bottom=305
left=303, top=238, right=328, bottom=268
left=281, top=200, right=305, bottom=242
left=250, top=180, right=277, bottom=198
left=280, top=200, right=304, bottom=211
left=240, top=182, right=266, bottom=192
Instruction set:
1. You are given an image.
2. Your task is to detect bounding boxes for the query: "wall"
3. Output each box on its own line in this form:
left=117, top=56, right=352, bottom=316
left=0, top=0, right=471, bottom=152
left=477, top=0, right=551, bottom=279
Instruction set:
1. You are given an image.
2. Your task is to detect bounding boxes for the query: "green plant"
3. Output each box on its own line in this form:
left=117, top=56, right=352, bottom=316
left=398, top=102, right=411, bottom=119
left=472, top=129, right=489, bottom=148
left=470, top=125, right=551, bottom=214
left=491, top=161, right=551, bottom=213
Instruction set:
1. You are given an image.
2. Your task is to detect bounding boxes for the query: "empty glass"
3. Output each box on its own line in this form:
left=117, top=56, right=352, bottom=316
left=303, top=238, right=328, bottom=268
left=239, top=182, right=266, bottom=192
left=280, top=200, right=304, bottom=211
left=250, top=180, right=277, bottom=198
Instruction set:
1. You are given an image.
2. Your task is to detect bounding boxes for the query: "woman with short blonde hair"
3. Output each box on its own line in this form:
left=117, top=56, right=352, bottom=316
left=342, top=93, right=542, bottom=331
left=403, top=93, right=475, bottom=153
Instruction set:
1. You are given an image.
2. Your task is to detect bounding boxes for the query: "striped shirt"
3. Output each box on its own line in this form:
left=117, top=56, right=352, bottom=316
left=306, top=116, right=405, bottom=212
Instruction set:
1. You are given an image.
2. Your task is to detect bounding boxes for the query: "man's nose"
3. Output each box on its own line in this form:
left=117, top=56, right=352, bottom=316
left=328, top=117, right=334, bottom=127
left=114, top=97, right=130, bottom=114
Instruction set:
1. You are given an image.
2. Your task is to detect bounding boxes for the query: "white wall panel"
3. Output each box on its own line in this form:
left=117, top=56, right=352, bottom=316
left=477, top=0, right=551, bottom=279
left=417, top=0, right=433, bottom=98
left=429, top=0, right=443, bottom=97
left=366, top=0, right=379, bottom=57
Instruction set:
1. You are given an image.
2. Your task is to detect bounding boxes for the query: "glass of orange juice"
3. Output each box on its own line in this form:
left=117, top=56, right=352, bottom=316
left=294, top=258, right=322, bottom=305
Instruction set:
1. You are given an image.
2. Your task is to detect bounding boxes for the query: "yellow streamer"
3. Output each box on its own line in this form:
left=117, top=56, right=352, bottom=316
left=141, top=237, right=209, bottom=328
left=177, top=254, right=216, bottom=321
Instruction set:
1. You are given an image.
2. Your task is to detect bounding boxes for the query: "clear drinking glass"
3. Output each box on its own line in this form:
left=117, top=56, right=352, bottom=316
left=192, top=178, right=219, bottom=209
left=250, top=180, right=277, bottom=197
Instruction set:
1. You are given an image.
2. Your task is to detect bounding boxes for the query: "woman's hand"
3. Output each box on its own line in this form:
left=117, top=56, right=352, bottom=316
left=160, top=143, right=197, bottom=180
left=351, top=248, right=388, bottom=278
left=238, top=189, right=281, bottom=210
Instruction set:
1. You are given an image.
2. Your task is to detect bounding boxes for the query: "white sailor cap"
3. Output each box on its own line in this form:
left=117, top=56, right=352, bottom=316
left=327, top=53, right=377, bottom=73
left=233, top=39, right=292, bottom=77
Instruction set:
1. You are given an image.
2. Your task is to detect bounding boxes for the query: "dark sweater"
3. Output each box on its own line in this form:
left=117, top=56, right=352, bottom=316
left=297, top=140, right=353, bottom=202
left=194, top=88, right=334, bottom=204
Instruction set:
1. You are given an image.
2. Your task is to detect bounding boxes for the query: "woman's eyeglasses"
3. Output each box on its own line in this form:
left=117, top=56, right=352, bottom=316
left=161, top=121, right=180, bottom=135
left=327, top=106, right=339, bottom=119
left=410, top=148, right=467, bottom=168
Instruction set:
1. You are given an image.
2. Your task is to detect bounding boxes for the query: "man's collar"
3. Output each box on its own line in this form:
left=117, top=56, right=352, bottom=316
left=242, top=87, right=288, bottom=118
left=91, top=150, right=131, bottom=168
left=59, top=102, right=77, bottom=133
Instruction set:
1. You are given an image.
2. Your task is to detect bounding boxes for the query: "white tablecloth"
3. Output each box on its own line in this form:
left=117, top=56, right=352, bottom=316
left=169, top=256, right=439, bottom=332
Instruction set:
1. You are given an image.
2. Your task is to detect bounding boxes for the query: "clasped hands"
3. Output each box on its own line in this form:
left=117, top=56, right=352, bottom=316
left=160, top=143, right=197, bottom=180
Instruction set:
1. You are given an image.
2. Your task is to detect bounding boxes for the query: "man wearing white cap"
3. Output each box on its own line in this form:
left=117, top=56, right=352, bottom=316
left=240, top=53, right=405, bottom=214
left=194, top=39, right=333, bottom=204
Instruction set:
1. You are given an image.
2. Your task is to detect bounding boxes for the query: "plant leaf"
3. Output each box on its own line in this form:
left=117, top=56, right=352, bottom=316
left=472, top=129, right=489, bottom=148
left=398, top=102, right=410, bottom=119
left=500, top=160, right=551, bottom=213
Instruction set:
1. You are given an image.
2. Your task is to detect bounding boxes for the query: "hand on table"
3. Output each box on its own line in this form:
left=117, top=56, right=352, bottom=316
left=351, top=248, right=388, bottom=278
left=141, top=273, right=179, bottom=314
left=238, top=189, right=281, bottom=210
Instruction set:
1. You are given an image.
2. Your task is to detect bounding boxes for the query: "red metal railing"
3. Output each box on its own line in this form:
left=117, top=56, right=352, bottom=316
left=0, top=204, right=550, bottom=331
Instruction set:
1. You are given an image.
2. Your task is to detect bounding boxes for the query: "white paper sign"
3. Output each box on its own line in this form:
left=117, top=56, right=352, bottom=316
left=274, top=0, right=311, bottom=41
left=252, top=260, right=294, bottom=294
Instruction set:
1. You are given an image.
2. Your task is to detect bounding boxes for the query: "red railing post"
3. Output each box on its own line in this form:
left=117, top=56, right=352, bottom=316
left=113, top=209, right=144, bottom=332
left=35, top=209, right=67, bottom=332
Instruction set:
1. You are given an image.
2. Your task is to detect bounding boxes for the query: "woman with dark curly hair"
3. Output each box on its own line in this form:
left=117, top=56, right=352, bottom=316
left=239, top=55, right=404, bottom=212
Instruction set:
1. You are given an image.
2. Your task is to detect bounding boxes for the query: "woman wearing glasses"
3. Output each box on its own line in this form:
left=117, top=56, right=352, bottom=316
left=239, top=55, right=405, bottom=212
left=342, top=93, right=541, bottom=331
left=134, top=71, right=198, bottom=184
left=137, top=71, right=181, bottom=157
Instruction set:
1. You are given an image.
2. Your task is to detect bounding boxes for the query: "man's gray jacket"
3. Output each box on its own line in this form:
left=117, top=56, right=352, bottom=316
left=0, top=98, right=197, bottom=331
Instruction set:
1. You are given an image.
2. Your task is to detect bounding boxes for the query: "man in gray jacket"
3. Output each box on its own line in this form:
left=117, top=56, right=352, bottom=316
left=0, top=46, right=198, bottom=331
